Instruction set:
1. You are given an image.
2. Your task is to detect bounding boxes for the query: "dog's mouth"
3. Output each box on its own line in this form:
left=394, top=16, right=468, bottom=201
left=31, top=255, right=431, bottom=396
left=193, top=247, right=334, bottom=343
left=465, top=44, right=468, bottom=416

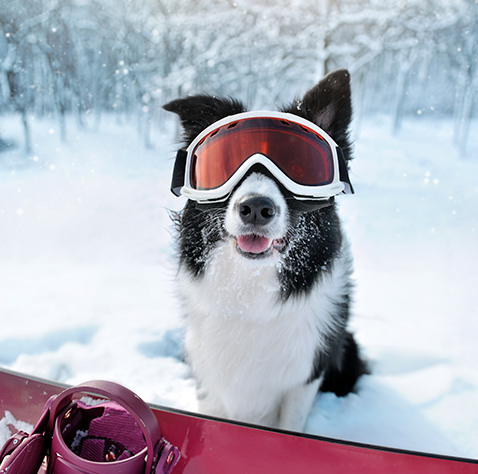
left=234, top=234, right=286, bottom=259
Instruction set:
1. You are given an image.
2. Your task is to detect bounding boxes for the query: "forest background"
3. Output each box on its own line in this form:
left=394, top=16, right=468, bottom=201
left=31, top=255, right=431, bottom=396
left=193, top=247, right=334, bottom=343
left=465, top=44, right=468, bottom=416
left=0, top=0, right=477, bottom=153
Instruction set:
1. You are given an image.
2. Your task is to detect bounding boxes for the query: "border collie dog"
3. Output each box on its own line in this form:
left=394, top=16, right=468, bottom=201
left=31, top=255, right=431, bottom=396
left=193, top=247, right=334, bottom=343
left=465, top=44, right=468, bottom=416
left=164, top=69, right=367, bottom=432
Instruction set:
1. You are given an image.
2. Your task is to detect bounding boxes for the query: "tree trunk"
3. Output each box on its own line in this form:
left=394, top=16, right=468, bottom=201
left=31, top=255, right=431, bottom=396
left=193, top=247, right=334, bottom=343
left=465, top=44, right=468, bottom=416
left=21, top=108, right=31, bottom=154
left=455, top=83, right=475, bottom=156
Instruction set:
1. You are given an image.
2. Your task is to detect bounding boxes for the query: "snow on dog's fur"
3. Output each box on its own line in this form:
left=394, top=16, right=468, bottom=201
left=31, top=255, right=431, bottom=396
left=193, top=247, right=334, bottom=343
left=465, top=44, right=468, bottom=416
left=164, top=69, right=368, bottom=431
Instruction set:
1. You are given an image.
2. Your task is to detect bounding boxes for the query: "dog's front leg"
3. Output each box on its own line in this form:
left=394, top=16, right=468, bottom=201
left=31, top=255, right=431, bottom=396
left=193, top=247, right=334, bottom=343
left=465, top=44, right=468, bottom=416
left=278, top=378, right=321, bottom=432
left=196, top=385, right=230, bottom=420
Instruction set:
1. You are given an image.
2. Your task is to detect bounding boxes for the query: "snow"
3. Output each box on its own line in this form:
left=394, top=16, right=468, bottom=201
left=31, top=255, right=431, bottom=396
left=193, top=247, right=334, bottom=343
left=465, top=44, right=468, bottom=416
left=0, top=112, right=477, bottom=460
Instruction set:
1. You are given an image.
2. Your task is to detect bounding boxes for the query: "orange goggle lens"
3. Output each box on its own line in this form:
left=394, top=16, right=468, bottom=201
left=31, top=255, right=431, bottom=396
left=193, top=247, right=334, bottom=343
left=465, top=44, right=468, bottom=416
left=189, top=117, right=334, bottom=190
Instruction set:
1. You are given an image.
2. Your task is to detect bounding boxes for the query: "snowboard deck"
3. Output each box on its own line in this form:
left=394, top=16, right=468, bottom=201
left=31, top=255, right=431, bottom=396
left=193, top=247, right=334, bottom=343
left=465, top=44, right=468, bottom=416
left=1, top=367, right=477, bottom=474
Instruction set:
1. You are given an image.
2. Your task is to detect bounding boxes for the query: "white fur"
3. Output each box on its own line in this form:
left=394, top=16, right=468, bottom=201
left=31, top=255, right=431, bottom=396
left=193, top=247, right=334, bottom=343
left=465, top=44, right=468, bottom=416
left=178, top=174, right=353, bottom=431
left=224, top=173, right=288, bottom=241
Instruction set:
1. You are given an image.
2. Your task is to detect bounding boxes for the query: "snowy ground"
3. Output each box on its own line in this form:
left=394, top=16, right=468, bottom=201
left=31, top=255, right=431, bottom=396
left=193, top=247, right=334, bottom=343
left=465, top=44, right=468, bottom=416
left=0, top=112, right=477, bottom=459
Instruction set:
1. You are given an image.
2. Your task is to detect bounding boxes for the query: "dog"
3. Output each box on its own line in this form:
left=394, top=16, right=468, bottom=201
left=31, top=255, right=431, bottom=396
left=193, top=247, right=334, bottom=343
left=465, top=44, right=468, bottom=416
left=163, top=69, right=368, bottom=432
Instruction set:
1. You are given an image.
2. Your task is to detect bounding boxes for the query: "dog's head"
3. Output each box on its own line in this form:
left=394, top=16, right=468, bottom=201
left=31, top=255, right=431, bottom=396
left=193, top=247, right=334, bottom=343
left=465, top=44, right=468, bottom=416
left=164, top=69, right=353, bottom=280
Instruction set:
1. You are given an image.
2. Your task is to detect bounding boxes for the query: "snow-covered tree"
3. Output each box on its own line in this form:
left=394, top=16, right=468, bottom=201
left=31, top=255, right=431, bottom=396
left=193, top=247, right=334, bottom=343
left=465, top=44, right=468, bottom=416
left=0, top=0, right=476, bottom=151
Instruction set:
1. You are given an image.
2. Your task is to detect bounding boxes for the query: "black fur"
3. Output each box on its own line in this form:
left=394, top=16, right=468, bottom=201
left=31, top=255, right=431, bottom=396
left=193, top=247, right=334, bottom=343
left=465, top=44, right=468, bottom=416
left=170, top=204, right=226, bottom=278
left=164, top=69, right=367, bottom=399
left=279, top=205, right=343, bottom=300
left=319, top=331, right=370, bottom=396
left=163, top=95, right=247, bottom=146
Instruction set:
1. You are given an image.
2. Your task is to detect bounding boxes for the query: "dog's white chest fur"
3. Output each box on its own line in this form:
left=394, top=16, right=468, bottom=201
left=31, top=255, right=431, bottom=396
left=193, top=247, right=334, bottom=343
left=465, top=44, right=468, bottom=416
left=178, top=237, right=349, bottom=430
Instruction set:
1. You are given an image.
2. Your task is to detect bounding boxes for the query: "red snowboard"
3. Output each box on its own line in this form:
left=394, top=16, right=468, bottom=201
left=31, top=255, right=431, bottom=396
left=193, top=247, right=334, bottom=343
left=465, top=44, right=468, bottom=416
left=1, top=368, right=477, bottom=474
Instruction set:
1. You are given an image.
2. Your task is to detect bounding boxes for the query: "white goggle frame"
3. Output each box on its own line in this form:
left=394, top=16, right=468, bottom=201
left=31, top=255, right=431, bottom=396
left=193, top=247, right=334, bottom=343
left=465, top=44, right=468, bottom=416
left=175, top=111, right=352, bottom=203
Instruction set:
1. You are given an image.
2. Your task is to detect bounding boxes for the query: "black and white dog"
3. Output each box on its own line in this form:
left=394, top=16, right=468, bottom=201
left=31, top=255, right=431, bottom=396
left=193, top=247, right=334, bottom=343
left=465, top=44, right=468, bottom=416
left=164, top=69, right=367, bottom=432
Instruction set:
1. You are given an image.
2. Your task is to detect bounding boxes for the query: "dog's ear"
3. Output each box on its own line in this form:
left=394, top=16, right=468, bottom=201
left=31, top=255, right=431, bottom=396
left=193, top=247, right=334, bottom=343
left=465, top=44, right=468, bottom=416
left=284, top=69, right=353, bottom=160
left=163, top=95, right=247, bottom=146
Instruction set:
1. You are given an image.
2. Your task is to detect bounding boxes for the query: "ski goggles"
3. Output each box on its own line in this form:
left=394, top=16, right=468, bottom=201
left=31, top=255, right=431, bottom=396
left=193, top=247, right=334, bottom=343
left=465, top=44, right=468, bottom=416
left=171, top=111, right=353, bottom=203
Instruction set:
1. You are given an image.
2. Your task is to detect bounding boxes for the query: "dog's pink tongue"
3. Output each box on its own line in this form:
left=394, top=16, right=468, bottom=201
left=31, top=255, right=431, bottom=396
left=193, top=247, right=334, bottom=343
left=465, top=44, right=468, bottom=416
left=237, top=234, right=271, bottom=254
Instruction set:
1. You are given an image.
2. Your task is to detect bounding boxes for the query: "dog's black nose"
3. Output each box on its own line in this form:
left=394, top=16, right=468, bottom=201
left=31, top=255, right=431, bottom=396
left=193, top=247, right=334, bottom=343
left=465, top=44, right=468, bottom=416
left=237, top=195, right=277, bottom=226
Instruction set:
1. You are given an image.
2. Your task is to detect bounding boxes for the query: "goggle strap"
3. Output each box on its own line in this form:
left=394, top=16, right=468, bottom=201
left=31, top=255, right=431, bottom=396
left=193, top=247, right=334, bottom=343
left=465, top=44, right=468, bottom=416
left=337, top=146, right=354, bottom=194
left=286, top=197, right=335, bottom=212
left=171, top=149, right=187, bottom=197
